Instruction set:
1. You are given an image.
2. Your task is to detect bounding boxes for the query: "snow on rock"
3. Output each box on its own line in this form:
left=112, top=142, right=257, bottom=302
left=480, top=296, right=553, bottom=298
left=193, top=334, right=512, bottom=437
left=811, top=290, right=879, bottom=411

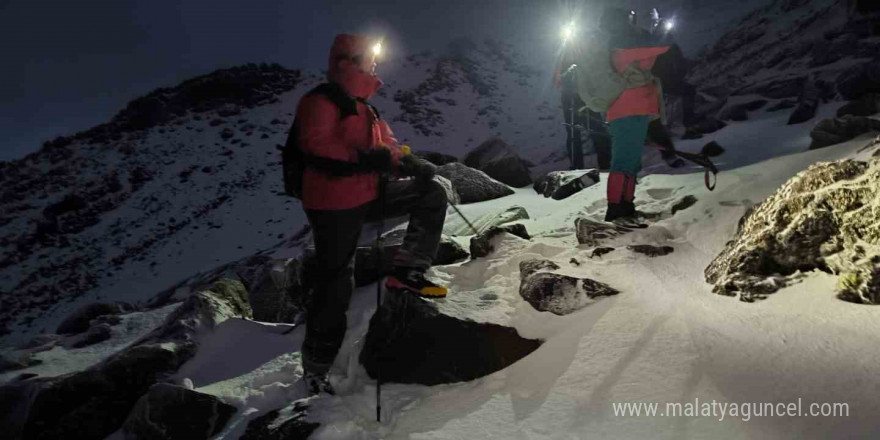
left=359, top=291, right=542, bottom=385
left=0, top=279, right=251, bottom=440
left=444, top=204, right=529, bottom=236
left=239, top=398, right=317, bottom=440
left=469, top=223, right=530, bottom=259
left=435, top=162, right=514, bottom=204
left=574, top=218, right=631, bottom=247
left=462, top=137, right=532, bottom=188
left=518, top=259, right=619, bottom=315
left=122, top=383, right=237, bottom=440
left=809, top=115, right=880, bottom=149
left=55, top=301, right=135, bottom=335
left=706, top=157, right=880, bottom=303
left=534, top=169, right=601, bottom=201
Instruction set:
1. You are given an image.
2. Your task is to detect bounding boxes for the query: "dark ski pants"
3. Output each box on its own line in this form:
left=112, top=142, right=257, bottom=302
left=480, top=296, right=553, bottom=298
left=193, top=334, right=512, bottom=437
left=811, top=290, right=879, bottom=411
left=562, top=92, right=611, bottom=170
left=301, top=178, right=448, bottom=375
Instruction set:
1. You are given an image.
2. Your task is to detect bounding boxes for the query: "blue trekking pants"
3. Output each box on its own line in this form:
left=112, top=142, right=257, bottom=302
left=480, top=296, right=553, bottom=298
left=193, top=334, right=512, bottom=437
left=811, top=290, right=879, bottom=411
left=609, top=115, right=651, bottom=176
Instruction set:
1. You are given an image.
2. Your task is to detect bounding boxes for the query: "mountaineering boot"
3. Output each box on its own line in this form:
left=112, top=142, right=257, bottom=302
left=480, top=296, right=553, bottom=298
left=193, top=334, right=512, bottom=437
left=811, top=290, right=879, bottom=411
left=303, top=371, right=335, bottom=396
left=386, top=267, right=448, bottom=298
left=605, top=204, right=648, bottom=228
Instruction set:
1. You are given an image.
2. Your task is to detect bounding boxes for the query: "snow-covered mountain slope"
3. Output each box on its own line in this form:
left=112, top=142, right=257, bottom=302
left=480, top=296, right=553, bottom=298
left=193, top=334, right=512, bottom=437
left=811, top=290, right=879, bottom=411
left=0, top=39, right=565, bottom=345
left=173, top=127, right=880, bottom=440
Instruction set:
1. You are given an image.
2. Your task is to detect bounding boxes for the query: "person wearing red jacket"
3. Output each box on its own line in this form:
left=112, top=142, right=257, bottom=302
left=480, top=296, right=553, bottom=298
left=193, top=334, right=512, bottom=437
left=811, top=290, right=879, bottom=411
left=293, top=34, right=448, bottom=394
left=599, top=8, right=669, bottom=225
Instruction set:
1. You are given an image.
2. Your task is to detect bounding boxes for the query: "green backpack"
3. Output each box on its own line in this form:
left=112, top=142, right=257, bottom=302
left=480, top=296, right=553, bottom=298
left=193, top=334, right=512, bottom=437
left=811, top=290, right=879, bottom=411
left=568, top=33, right=653, bottom=113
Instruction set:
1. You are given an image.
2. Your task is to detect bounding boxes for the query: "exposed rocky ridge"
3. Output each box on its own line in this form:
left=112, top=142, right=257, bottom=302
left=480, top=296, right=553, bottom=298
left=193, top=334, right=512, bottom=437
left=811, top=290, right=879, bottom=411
left=705, top=156, right=880, bottom=303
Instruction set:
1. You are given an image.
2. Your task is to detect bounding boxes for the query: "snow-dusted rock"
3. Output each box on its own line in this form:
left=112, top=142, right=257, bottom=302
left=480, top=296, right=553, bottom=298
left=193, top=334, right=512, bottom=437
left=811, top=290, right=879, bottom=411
left=835, top=60, right=880, bottom=101
left=575, top=218, right=630, bottom=247
left=628, top=245, right=674, bottom=257
left=445, top=205, right=529, bottom=236
left=837, top=93, right=880, bottom=118
left=69, top=323, right=113, bottom=348
left=518, top=259, right=619, bottom=315
left=56, top=302, right=134, bottom=335
left=359, top=290, right=541, bottom=385
left=241, top=399, right=318, bottom=440
left=436, top=162, right=514, bottom=204
left=0, top=351, right=41, bottom=373
left=415, top=150, right=458, bottom=166
left=0, top=279, right=251, bottom=440
left=671, top=195, right=699, bottom=216
left=463, top=138, right=532, bottom=187
left=122, top=383, right=236, bottom=440
left=706, top=159, right=880, bottom=304
left=534, top=169, right=600, bottom=200
left=469, top=224, right=530, bottom=259
left=809, top=115, right=880, bottom=150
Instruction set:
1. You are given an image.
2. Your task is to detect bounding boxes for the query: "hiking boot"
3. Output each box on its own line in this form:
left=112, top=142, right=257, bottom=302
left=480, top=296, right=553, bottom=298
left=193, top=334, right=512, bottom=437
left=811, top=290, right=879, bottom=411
left=605, top=203, right=648, bottom=228
left=303, top=371, right=335, bottom=396
left=386, top=267, right=448, bottom=298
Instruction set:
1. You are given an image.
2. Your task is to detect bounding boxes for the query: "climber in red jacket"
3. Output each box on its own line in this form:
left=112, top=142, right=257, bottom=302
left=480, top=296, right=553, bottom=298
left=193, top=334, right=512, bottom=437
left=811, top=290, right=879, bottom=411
left=293, top=34, right=448, bottom=395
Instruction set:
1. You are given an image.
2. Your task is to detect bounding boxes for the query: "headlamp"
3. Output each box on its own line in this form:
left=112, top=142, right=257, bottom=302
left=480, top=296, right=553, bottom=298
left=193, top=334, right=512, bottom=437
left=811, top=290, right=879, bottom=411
left=664, top=19, right=674, bottom=31
left=372, top=41, right=383, bottom=57
left=561, top=22, right=576, bottom=42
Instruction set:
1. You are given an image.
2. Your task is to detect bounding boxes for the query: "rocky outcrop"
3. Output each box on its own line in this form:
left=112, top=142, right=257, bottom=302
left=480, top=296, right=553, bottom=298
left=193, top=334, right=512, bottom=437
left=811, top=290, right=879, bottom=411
left=462, top=138, right=532, bottom=187
left=575, top=218, right=630, bottom=247
left=122, top=383, right=237, bottom=440
left=809, top=115, right=880, bottom=149
left=241, top=399, right=318, bottom=440
left=705, top=159, right=880, bottom=304
left=837, top=93, right=880, bottom=118
left=56, top=302, right=134, bottom=335
left=0, top=279, right=251, bottom=440
left=518, top=259, right=619, bottom=315
left=445, top=205, right=529, bottom=236
left=835, top=60, right=880, bottom=101
left=469, top=224, right=530, bottom=258
left=359, top=291, right=542, bottom=385
left=436, top=163, right=514, bottom=204
left=534, top=169, right=600, bottom=200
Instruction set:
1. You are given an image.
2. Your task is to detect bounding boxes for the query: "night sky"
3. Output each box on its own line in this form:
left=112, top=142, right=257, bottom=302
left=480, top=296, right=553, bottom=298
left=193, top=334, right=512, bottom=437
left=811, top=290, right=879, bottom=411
left=1, top=0, right=705, bottom=162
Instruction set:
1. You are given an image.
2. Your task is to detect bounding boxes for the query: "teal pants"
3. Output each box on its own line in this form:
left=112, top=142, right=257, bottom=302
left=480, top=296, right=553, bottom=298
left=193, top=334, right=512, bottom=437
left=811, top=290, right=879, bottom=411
left=609, top=115, right=651, bottom=176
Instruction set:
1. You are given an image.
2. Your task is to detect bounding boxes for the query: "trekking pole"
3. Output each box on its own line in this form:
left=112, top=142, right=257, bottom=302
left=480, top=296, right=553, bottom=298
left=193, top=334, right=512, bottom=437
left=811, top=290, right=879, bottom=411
left=447, top=195, right=480, bottom=236
left=376, top=173, right=387, bottom=423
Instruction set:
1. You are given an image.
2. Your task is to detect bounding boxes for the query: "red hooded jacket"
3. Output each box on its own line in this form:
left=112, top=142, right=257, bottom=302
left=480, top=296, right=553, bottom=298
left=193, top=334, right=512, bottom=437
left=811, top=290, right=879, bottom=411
left=296, top=34, right=403, bottom=210
left=606, top=46, right=669, bottom=122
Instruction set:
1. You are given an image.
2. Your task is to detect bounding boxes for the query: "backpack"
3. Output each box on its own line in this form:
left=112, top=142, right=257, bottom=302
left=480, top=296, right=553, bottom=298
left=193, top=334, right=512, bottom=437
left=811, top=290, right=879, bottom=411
left=280, top=83, right=381, bottom=199
left=569, top=33, right=655, bottom=113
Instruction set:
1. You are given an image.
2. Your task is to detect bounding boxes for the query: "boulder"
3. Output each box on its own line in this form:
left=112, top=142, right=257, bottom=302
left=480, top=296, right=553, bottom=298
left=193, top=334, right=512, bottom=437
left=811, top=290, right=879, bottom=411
left=436, top=163, right=514, bottom=204
left=122, top=383, right=236, bottom=440
left=835, top=60, right=880, bottom=101
left=247, top=259, right=306, bottom=324
left=0, top=279, right=251, bottom=440
left=575, top=218, right=630, bottom=247
left=470, top=224, right=530, bottom=259
left=590, top=247, right=616, bottom=258
left=535, top=169, right=601, bottom=200
left=518, top=259, right=619, bottom=315
left=705, top=159, right=880, bottom=304
left=359, top=291, right=542, bottom=385
left=462, top=138, right=532, bottom=187
left=0, top=351, right=42, bottom=373
left=415, top=150, right=458, bottom=166
left=837, top=93, right=880, bottom=118
left=718, top=100, right=767, bottom=122
left=809, top=115, right=880, bottom=150
left=445, top=205, right=529, bottom=236
left=628, top=245, right=674, bottom=257
left=56, top=302, right=134, bottom=335
left=69, top=323, right=113, bottom=348
left=240, top=399, right=318, bottom=440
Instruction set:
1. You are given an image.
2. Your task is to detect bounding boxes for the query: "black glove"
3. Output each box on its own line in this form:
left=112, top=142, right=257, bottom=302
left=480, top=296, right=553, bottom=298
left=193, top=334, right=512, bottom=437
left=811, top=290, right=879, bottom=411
left=358, top=147, right=393, bottom=172
left=399, top=154, right=437, bottom=180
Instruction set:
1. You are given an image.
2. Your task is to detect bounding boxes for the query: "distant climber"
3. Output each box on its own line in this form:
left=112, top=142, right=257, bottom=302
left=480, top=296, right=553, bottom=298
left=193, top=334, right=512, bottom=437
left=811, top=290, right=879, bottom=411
left=598, top=7, right=670, bottom=225
left=286, top=34, right=448, bottom=395
left=553, top=23, right=612, bottom=171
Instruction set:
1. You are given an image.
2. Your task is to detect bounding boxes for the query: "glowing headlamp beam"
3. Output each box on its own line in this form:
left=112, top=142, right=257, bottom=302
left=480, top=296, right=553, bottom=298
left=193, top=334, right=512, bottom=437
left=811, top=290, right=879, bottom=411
left=561, top=22, right=576, bottom=42
left=372, top=41, right=383, bottom=57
